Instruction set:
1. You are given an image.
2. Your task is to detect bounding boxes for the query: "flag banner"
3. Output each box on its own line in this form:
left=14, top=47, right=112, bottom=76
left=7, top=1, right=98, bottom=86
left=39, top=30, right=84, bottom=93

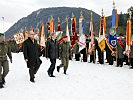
left=57, top=17, right=62, bottom=32
left=98, top=16, right=106, bottom=51
left=71, top=17, right=78, bottom=48
left=72, top=18, right=76, bottom=33
left=108, top=28, right=118, bottom=48
left=79, top=14, right=85, bottom=52
left=79, top=33, right=86, bottom=52
left=50, top=19, right=54, bottom=34
left=40, top=23, right=45, bottom=47
left=14, top=33, right=24, bottom=44
left=23, top=31, right=28, bottom=40
left=66, top=21, right=70, bottom=41
left=111, top=9, right=118, bottom=28
left=88, top=14, right=95, bottom=54
left=126, top=20, right=131, bottom=47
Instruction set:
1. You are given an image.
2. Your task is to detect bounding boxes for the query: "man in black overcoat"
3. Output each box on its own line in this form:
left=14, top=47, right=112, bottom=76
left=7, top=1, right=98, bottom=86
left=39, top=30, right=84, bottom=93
left=23, top=30, right=42, bottom=83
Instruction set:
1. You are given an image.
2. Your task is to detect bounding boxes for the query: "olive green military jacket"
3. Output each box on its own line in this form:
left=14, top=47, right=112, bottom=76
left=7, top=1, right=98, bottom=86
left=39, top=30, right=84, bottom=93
left=0, top=42, right=12, bottom=61
left=59, top=41, right=71, bottom=58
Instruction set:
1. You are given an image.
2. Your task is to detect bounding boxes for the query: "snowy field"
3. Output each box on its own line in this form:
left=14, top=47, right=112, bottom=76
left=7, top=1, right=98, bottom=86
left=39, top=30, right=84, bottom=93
left=0, top=53, right=133, bottom=100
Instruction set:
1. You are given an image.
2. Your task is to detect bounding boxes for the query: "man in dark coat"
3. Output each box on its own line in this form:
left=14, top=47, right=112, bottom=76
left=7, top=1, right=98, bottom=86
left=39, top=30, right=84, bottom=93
left=116, top=34, right=126, bottom=67
left=23, top=30, right=42, bottom=83
left=46, top=33, right=59, bottom=77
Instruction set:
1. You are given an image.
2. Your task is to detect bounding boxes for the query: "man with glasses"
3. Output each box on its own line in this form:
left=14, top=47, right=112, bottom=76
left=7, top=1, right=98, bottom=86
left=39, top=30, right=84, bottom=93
left=23, top=30, right=42, bottom=83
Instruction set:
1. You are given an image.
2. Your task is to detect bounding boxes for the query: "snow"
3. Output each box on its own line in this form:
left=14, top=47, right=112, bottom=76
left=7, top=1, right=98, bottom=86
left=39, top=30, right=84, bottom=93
left=0, top=53, right=133, bottom=100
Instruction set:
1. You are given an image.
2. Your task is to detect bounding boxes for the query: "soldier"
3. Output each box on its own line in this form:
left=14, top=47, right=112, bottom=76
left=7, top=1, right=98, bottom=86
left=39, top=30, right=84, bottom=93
left=46, top=33, right=59, bottom=77
left=116, top=34, right=126, bottom=67
left=57, top=36, right=71, bottom=74
left=23, top=30, right=42, bottom=83
left=0, top=33, right=12, bottom=88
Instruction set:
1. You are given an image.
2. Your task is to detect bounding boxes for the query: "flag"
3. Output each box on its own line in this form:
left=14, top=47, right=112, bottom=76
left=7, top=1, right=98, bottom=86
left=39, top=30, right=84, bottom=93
left=66, top=18, right=70, bottom=41
left=40, top=23, right=45, bottom=47
left=79, top=13, right=86, bottom=52
left=111, top=9, right=118, bottom=28
left=108, top=30, right=117, bottom=48
left=98, top=16, right=106, bottom=51
left=71, top=17, right=78, bottom=48
left=57, top=17, right=62, bottom=32
left=23, top=31, right=28, bottom=40
left=50, top=19, right=54, bottom=34
left=14, top=32, right=24, bottom=44
left=56, top=17, right=63, bottom=42
left=46, top=21, right=50, bottom=38
left=126, top=19, right=131, bottom=50
left=88, top=11, right=95, bottom=54
left=108, top=7, right=118, bottom=49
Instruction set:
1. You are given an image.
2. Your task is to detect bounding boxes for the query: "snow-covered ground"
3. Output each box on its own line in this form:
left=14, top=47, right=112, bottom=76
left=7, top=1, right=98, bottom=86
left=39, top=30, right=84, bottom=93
left=0, top=53, right=133, bottom=100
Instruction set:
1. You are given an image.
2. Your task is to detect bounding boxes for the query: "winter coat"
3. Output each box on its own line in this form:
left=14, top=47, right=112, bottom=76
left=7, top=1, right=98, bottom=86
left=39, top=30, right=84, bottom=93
left=0, top=42, right=12, bottom=61
left=59, top=41, right=71, bottom=58
left=46, top=38, right=59, bottom=59
left=117, top=38, right=126, bottom=59
left=23, top=37, right=42, bottom=68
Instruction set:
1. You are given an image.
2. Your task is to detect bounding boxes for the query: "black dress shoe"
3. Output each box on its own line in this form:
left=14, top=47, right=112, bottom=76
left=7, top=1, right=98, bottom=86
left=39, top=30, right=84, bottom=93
left=50, top=75, right=55, bottom=77
left=30, top=78, right=35, bottom=83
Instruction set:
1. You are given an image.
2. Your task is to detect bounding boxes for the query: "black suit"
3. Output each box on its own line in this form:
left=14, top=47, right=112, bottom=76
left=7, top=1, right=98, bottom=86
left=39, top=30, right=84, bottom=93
left=23, top=37, right=42, bottom=80
left=46, top=38, right=59, bottom=76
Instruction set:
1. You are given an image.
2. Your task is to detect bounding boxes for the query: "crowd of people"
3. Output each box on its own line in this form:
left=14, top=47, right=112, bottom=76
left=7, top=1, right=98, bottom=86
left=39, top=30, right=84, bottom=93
left=0, top=29, right=133, bottom=89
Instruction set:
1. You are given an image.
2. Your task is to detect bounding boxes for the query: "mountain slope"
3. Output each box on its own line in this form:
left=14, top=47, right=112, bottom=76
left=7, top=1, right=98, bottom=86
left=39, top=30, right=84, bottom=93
left=5, top=7, right=100, bottom=38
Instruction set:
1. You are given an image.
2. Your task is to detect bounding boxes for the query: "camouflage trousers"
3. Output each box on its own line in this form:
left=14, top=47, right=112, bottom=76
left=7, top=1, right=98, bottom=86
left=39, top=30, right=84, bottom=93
left=0, top=60, right=9, bottom=82
left=59, top=58, right=69, bottom=71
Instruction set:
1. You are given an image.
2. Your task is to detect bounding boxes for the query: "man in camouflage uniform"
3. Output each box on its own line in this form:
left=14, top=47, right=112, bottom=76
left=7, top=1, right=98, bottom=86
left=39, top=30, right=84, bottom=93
left=57, top=36, right=71, bottom=74
left=0, top=33, right=12, bottom=88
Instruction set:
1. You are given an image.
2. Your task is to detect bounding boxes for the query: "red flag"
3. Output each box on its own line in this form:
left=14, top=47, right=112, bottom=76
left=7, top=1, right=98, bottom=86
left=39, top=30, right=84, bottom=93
left=57, top=17, right=62, bottom=31
left=71, top=18, right=78, bottom=48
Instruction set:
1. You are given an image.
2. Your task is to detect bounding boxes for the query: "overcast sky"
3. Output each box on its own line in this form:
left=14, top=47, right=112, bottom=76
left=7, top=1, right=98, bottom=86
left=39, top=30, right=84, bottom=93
left=0, top=0, right=132, bottom=32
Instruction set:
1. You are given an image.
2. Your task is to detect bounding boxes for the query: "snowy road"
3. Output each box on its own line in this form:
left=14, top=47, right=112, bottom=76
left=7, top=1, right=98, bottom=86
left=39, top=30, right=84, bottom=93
left=0, top=53, right=133, bottom=100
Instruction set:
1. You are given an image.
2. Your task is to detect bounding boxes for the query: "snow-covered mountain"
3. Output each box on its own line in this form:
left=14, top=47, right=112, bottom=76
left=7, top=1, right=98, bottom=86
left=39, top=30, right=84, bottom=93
left=0, top=53, right=133, bottom=100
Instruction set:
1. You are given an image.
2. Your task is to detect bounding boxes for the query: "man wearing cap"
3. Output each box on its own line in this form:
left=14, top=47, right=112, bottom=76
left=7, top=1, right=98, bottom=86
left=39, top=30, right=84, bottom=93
left=46, top=33, right=59, bottom=77
left=23, top=30, right=42, bottom=83
left=0, top=33, right=12, bottom=88
left=57, top=35, right=71, bottom=74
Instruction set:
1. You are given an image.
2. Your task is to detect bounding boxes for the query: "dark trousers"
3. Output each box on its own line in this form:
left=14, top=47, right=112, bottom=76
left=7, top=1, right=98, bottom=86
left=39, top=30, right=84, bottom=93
left=29, top=67, right=39, bottom=79
left=90, top=55, right=95, bottom=63
left=117, top=58, right=123, bottom=67
left=48, top=58, right=56, bottom=75
left=75, top=53, right=80, bottom=61
left=130, top=58, right=133, bottom=67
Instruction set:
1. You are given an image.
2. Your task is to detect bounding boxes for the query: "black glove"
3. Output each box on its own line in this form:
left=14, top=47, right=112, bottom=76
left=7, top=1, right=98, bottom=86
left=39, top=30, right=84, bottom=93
left=10, top=58, right=12, bottom=63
